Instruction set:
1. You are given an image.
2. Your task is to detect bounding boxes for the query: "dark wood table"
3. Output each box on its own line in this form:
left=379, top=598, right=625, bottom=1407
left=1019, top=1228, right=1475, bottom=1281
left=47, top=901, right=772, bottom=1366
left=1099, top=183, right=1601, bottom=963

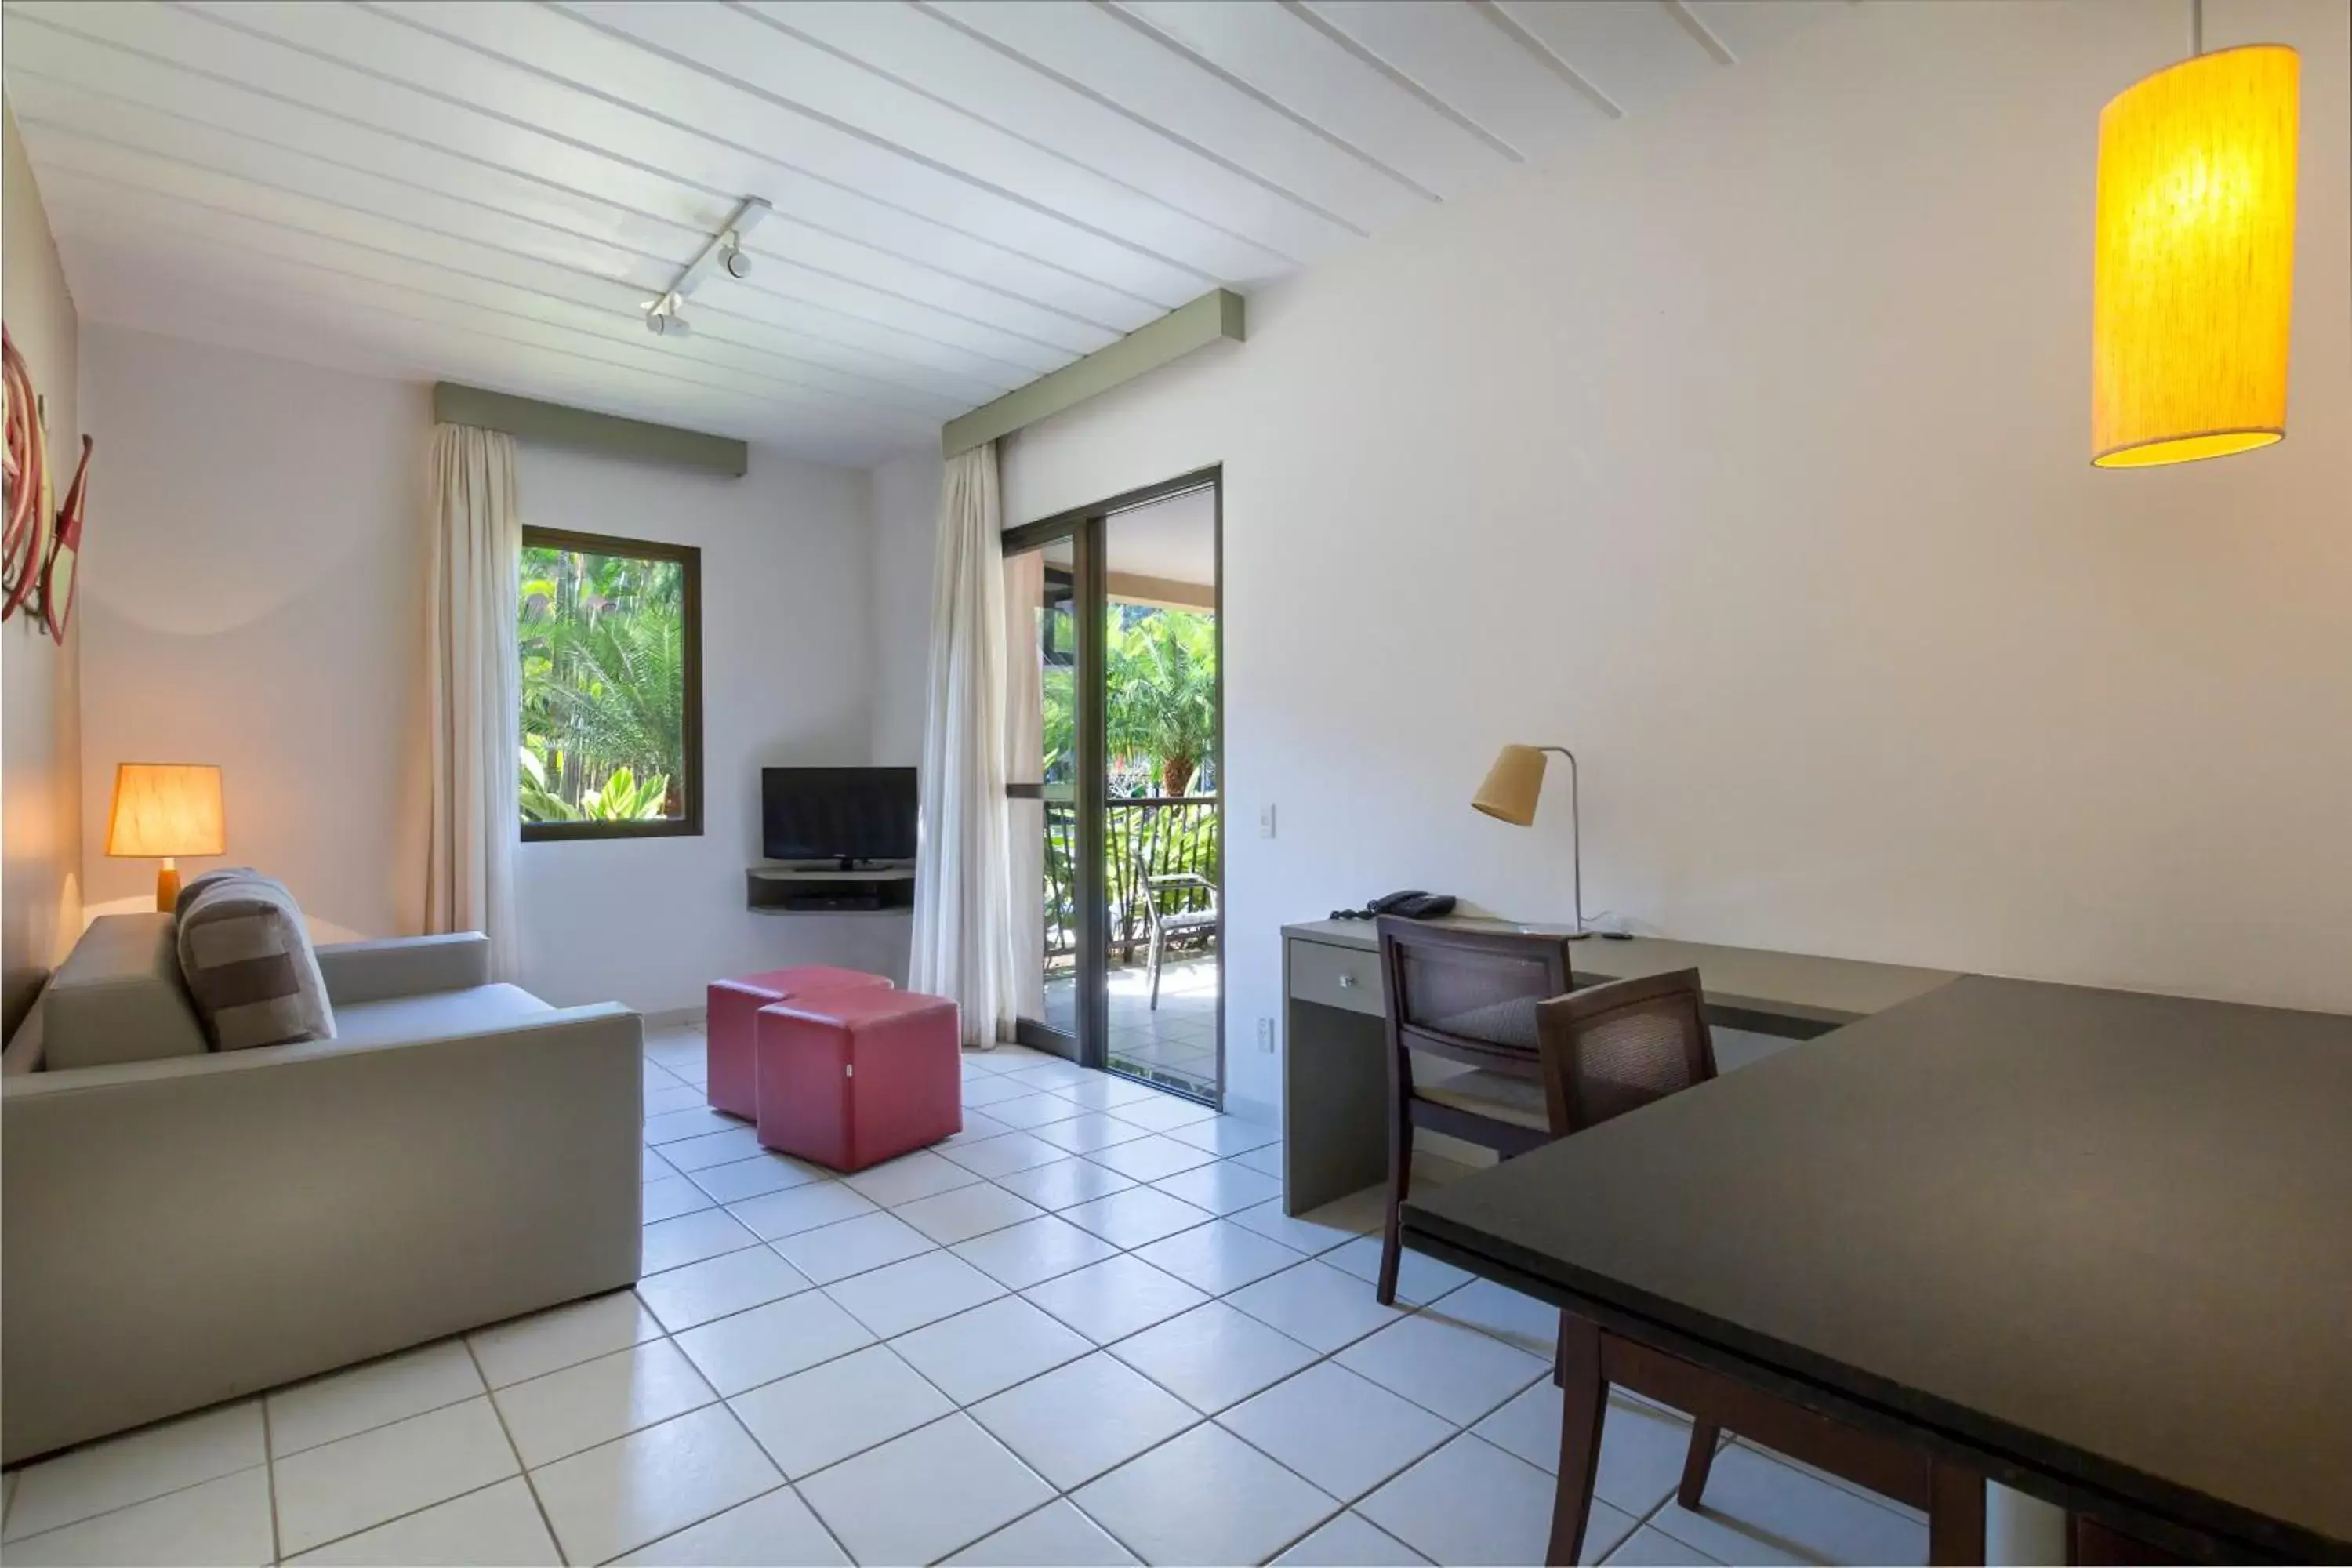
left=1401, top=975, right=2352, bottom=1563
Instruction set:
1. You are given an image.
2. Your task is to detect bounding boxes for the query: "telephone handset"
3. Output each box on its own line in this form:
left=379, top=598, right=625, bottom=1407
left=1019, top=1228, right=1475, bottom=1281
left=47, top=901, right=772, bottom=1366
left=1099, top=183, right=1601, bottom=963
left=1333, top=890, right=1458, bottom=921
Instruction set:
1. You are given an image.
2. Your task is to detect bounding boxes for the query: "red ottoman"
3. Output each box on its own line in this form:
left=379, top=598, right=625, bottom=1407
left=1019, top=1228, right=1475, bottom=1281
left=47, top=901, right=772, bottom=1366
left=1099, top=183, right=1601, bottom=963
left=706, top=967, right=892, bottom=1119
left=753, top=989, right=961, bottom=1172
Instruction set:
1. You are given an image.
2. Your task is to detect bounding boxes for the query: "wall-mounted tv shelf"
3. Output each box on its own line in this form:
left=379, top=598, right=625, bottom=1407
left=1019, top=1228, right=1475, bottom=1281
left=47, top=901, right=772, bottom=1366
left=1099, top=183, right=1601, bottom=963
left=746, top=863, right=915, bottom=916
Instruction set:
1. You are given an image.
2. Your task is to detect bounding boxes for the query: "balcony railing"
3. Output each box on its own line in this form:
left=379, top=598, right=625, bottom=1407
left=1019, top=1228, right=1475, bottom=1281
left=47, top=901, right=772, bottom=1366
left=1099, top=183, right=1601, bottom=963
left=1042, top=797, right=1218, bottom=969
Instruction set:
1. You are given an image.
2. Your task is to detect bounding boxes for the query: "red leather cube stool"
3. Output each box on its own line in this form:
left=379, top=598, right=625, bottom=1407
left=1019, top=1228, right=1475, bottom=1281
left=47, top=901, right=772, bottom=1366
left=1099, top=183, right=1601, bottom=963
left=753, top=989, right=961, bottom=1172
left=706, top=967, right=891, bottom=1119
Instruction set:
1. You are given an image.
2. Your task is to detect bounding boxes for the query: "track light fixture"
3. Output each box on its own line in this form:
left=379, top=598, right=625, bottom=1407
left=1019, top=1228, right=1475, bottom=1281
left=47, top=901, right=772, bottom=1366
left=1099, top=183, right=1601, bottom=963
left=639, top=196, right=769, bottom=333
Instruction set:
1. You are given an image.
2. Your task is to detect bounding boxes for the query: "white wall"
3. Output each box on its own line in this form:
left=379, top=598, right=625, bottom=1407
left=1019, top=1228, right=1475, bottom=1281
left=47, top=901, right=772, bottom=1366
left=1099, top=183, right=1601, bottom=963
left=867, top=448, right=940, bottom=768
left=514, top=443, right=900, bottom=1011
left=77, top=325, right=427, bottom=943
left=993, top=0, right=2352, bottom=1119
left=78, top=326, right=893, bottom=1011
left=2, top=101, right=84, bottom=1037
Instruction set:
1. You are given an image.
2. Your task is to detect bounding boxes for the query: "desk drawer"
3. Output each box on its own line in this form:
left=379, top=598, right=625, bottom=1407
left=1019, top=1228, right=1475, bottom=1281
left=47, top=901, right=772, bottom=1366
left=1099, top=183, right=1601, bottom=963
left=1289, top=938, right=1382, bottom=1018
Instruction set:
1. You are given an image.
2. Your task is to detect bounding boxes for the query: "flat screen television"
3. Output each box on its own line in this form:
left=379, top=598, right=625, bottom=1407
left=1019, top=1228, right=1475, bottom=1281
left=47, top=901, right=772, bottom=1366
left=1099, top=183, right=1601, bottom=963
left=761, top=767, right=917, bottom=865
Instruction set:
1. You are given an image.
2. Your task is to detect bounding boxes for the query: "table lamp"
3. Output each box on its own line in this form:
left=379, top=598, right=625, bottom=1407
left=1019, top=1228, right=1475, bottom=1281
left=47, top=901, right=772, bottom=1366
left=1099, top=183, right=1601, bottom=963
left=106, top=763, right=225, bottom=911
left=1472, top=743, right=1587, bottom=938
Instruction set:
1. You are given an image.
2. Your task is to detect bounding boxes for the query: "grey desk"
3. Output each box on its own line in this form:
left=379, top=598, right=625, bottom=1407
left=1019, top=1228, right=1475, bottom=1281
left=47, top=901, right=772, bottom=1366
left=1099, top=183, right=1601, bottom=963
left=1403, top=976, right=2352, bottom=1560
left=1279, top=916, right=1958, bottom=1214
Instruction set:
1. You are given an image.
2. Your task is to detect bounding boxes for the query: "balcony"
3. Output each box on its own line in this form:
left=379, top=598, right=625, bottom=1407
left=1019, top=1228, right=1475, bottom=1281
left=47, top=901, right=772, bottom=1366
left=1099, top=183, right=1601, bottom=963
left=1038, top=797, right=1219, bottom=1098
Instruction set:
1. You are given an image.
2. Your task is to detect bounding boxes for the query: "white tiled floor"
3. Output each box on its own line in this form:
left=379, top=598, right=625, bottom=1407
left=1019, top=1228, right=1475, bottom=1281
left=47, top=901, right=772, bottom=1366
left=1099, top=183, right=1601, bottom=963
left=0, top=1024, right=1933, bottom=1567
left=1044, top=956, right=1220, bottom=1098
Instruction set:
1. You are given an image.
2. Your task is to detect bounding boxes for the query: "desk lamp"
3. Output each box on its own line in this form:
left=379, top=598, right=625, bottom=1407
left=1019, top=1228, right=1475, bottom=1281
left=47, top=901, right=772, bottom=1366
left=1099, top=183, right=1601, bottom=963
left=1472, top=743, right=1592, bottom=939
left=107, top=763, right=225, bottom=911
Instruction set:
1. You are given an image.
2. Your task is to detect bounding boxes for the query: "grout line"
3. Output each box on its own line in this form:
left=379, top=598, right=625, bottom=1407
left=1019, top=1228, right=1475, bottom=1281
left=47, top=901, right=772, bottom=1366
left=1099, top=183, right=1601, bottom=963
left=259, top=1400, right=284, bottom=1565
left=0, top=1460, right=275, bottom=1555
left=280, top=1474, right=517, bottom=1566
left=462, top=1340, right=564, bottom=1565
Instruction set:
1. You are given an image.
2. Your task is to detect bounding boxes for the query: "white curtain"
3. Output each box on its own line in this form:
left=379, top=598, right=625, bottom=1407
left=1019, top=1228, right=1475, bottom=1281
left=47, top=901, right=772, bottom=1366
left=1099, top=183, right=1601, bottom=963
left=909, top=442, right=1018, bottom=1047
left=1002, top=548, right=1047, bottom=1025
left=423, top=423, right=521, bottom=979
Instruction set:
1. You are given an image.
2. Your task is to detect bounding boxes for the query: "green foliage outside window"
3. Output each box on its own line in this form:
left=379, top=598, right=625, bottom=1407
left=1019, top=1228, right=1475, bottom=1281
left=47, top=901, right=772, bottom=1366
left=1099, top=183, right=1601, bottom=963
left=519, top=539, right=689, bottom=824
left=1040, top=605, right=1219, bottom=798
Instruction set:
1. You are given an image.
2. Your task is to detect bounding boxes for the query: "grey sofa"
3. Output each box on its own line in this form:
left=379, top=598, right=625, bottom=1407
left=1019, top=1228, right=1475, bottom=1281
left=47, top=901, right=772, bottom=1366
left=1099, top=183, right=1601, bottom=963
left=2, top=914, right=643, bottom=1465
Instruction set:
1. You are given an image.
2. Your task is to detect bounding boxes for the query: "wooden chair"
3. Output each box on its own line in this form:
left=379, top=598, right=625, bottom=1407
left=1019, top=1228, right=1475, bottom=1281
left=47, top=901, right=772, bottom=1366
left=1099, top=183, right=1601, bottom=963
left=1374, top=917, right=1578, bottom=1305
left=1535, top=970, right=1943, bottom=1548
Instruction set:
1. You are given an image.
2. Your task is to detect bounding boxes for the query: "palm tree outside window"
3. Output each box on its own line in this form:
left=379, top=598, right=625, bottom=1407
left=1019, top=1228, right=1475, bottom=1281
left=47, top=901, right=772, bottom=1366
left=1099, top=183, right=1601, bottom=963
left=518, top=527, right=703, bottom=840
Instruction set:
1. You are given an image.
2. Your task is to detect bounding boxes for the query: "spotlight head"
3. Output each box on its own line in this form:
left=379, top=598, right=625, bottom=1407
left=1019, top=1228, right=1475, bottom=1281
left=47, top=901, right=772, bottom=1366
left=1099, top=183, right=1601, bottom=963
left=724, top=245, right=752, bottom=280
left=644, top=310, right=669, bottom=336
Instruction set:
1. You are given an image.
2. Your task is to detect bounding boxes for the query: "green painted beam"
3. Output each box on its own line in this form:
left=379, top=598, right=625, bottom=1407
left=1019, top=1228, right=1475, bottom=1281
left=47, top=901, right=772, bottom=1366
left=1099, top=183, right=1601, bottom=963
left=432, top=383, right=747, bottom=477
left=942, top=289, right=1244, bottom=456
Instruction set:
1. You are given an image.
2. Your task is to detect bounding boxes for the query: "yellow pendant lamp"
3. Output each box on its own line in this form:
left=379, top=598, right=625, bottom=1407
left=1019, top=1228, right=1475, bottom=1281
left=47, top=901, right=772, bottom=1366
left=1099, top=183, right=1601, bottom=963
left=2091, top=1, right=2299, bottom=468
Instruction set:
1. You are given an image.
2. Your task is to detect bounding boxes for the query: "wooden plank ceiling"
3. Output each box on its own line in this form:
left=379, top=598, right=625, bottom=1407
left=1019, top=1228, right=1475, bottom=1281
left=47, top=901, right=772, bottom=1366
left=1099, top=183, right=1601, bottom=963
left=4, top=1, right=1831, bottom=466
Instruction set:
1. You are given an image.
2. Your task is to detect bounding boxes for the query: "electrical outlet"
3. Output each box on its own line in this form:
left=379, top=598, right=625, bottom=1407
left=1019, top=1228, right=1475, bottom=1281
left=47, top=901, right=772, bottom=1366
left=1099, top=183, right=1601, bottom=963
left=1256, top=1017, right=1276, bottom=1054
left=1258, top=803, right=1277, bottom=839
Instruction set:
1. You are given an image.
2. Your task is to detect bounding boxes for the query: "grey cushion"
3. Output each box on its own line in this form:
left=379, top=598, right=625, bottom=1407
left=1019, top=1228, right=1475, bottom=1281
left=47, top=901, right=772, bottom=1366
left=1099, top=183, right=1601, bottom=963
left=1417, top=1065, right=1551, bottom=1132
left=42, top=914, right=209, bottom=1071
left=176, top=872, right=336, bottom=1051
left=174, top=866, right=263, bottom=924
left=333, top=984, right=551, bottom=1047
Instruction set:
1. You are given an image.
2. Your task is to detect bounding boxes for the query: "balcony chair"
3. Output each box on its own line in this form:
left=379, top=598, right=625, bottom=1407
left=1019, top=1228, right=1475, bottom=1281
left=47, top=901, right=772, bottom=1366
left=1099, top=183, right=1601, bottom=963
left=1138, top=860, right=1218, bottom=1009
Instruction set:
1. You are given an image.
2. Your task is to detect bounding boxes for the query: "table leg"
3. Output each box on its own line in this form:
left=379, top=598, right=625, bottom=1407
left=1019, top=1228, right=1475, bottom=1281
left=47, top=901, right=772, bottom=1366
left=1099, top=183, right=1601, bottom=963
left=1929, top=1458, right=1987, bottom=1566
left=1548, top=1314, right=1607, bottom=1567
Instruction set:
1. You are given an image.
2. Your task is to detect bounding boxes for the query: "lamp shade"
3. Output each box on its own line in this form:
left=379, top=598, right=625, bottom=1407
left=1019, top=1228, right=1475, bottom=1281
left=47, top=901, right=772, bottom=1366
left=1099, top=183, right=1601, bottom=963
left=106, top=764, right=225, bottom=858
left=1472, top=744, right=1548, bottom=826
left=2092, top=45, right=2299, bottom=468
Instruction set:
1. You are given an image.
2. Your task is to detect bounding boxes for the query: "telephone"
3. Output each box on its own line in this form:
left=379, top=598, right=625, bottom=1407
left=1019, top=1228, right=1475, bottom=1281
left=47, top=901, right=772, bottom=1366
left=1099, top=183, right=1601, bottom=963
left=1332, top=890, right=1457, bottom=921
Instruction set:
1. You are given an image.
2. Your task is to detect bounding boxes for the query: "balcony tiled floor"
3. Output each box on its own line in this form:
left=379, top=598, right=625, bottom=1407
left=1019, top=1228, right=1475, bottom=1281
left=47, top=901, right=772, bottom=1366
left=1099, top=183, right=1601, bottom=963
left=1044, top=954, right=1220, bottom=1099
left=0, top=1023, right=1933, bottom=1566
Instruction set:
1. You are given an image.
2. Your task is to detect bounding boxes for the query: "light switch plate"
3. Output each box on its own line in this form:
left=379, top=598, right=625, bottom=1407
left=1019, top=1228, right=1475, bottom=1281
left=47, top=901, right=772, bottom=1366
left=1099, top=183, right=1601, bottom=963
left=1258, top=803, right=1276, bottom=838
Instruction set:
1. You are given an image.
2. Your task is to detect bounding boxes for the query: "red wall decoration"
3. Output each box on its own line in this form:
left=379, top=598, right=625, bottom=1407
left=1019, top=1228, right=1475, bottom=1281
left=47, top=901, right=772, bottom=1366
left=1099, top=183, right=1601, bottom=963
left=2, top=323, right=92, bottom=641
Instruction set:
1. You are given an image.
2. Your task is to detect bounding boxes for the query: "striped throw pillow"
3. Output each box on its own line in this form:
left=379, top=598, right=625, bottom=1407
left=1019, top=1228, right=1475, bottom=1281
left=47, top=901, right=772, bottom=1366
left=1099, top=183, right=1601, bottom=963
left=175, top=871, right=336, bottom=1051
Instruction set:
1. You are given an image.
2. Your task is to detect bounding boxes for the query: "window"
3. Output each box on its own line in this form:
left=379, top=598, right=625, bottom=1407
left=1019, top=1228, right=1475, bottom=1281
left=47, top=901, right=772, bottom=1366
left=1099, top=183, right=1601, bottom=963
left=519, top=528, right=702, bottom=840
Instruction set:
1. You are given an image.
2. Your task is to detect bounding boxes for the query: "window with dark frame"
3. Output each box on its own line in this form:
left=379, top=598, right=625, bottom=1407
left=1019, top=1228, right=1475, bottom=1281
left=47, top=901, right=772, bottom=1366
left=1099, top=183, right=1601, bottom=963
left=518, top=527, right=703, bottom=841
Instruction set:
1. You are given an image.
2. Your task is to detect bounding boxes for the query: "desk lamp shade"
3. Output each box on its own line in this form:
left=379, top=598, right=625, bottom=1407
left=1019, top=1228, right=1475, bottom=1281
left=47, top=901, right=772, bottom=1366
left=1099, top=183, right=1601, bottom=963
left=2092, top=45, right=2299, bottom=468
left=1472, top=744, right=1548, bottom=826
left=107, top=764, right=225, bottom=911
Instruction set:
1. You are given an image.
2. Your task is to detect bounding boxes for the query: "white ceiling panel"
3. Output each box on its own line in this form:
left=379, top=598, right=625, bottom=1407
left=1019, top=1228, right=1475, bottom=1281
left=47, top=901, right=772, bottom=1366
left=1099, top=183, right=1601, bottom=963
left=42, top=177, right=973, bottom=422
left=360, top=0, right=1203, bottom=307
left=743, top=1, right=1359, bottom=268
left=921, top=0, right=1435, bottom=234
left=1300, top=1, right=1616, bottom=159
left=2, top=9, right=1131, bottom=355
left=535, top=2, right=1279, bottom=289
left=1685, top=2, right=1846, bottom=65
left=1490, top=1, right=1725, bottom=118
left=1114, top=0, right=1515, bottom=197
left=2, top=0, right=1834, bottom=463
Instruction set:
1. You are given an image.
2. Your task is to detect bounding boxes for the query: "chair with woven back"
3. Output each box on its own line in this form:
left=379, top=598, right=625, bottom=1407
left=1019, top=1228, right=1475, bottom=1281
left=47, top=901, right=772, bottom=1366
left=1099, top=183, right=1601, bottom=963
left=1534, top=968, right=1936, bottom=1530
left=1373, top=917, right=1578, bottom=1305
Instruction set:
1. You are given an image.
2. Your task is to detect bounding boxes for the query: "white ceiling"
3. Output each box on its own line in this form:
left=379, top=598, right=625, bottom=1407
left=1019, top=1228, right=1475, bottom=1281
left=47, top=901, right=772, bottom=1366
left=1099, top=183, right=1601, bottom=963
left=1108, top=485, right=1216, bottom=590
left=4, top=1, right=1832, bottom=467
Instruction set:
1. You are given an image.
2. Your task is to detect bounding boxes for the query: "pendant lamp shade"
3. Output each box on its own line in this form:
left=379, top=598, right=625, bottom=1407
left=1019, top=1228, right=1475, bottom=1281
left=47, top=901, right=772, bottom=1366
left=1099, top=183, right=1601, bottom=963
left=1472, top=744, right=1548, bottom=826
left=2092, top=45, right=2299, bottom=468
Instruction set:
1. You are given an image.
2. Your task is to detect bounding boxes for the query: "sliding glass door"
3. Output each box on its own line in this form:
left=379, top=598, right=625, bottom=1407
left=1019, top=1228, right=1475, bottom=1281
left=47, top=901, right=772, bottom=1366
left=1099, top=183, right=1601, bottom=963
left=1096, top=488, right=1221, bottom=1101
left=1003, top=470, right=1223, bottom=1105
